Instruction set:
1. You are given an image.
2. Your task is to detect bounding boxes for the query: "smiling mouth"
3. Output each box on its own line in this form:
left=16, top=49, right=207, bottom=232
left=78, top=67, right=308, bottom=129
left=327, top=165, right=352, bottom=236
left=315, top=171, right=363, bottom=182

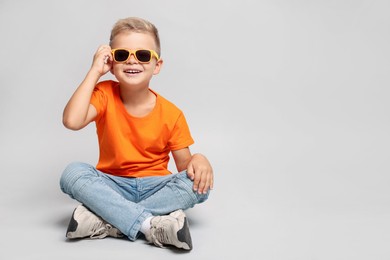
left=124, top=69, right=142, bottom=74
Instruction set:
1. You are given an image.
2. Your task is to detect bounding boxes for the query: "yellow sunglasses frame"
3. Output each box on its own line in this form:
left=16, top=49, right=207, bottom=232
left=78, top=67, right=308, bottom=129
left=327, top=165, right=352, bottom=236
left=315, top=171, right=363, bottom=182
left=111, top=49, right=160, bottom=63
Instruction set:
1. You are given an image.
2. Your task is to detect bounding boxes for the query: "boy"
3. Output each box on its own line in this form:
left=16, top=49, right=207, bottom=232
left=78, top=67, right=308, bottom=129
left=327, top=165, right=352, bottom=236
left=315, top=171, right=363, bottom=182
left=60, top=17, right=213, bottom=251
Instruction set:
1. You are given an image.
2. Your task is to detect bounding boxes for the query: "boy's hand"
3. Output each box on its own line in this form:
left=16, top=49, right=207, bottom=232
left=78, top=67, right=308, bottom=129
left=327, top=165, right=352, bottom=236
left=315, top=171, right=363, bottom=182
left=187, top=153, right=214, bottom=194
left=91, top=45, right=113, bottom=76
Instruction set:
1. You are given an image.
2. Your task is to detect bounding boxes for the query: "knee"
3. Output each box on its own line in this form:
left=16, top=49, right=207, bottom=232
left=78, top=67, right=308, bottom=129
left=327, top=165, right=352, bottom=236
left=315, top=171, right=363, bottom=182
left=194, top=188, right=210, bottom=204
left=197, top=189, right=210, bottom=203
left=60, top=162, right=96, bottom=196
left=174, top=172, right=210, bottom=208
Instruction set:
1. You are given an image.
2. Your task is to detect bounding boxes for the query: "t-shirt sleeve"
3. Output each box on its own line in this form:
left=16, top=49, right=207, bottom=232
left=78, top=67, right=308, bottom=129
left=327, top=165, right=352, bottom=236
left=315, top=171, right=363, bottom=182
left=90, top=84, right=107, bottom=121
left=168, top=112, right=194, bottom=150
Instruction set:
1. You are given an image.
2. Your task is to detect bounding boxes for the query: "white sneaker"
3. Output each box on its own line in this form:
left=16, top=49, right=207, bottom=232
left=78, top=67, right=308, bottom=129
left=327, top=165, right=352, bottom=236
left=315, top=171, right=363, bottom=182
left=66, top=205, right=123, bottom=239
left=145, top=209, right=193, bottom=250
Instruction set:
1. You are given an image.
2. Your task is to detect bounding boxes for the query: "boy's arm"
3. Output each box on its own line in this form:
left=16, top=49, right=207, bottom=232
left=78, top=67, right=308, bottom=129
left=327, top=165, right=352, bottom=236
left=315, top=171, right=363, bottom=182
left=172, top=148, right=214, bottom=194
left=62, top=45, right=112, bottom=130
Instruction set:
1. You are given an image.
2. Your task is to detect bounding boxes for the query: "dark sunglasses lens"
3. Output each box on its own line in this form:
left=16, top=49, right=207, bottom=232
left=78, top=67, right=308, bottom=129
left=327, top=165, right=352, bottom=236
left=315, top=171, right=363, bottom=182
left=114, top=50, right=130, bottom=62
left=136, top=50, right=152, bottom=62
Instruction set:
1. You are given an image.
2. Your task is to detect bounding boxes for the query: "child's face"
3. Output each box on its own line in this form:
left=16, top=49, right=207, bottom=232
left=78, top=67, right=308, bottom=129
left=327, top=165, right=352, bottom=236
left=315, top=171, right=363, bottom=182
left=110, top=32, right=162, bottom=87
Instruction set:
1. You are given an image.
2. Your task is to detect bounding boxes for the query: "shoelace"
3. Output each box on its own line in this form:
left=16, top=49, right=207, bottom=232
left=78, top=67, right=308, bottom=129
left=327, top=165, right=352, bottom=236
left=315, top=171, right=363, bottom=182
left=90, top=221, right=109, bottom=239
left=149, top=217, right=173, bottom=248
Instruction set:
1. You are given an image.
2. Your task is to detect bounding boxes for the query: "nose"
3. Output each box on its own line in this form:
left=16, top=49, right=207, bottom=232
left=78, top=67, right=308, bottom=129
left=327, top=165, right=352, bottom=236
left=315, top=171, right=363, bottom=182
left=126, top=53, right=138, bottom=64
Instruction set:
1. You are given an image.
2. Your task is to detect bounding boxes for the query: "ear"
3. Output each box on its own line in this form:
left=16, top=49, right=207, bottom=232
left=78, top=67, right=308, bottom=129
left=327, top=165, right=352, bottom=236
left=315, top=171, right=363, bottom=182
left=153, top=59, right=163, bottom=75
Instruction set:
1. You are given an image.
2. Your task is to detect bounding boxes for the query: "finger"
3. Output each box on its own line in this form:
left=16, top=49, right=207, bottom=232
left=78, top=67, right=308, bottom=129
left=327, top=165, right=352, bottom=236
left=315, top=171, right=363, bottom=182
left=200, top=170, right=214, bottom=194
left=94, top=49, right=109, bottom=65
left=96, top=45, right=111, bottom=57
left=197, top=171, right=208, bottom=194
left=186, top=163, right=195, bottom=180
left=192, top=170, right=202, bottom=192
left=104, top=55, right=109, bottom=64
left=205, top=171, right=213, bottom=194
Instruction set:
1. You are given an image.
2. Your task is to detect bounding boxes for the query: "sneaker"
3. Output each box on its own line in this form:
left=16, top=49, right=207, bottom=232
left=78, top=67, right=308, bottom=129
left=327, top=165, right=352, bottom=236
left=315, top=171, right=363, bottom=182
left=146, top=209, right=193, bottom=250
left=66, top=205, right=123, bottom=239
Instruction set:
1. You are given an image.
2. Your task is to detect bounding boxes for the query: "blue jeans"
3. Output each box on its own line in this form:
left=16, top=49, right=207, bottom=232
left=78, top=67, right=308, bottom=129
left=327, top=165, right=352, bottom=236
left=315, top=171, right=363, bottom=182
left=60, top=162, right=209, bottom=240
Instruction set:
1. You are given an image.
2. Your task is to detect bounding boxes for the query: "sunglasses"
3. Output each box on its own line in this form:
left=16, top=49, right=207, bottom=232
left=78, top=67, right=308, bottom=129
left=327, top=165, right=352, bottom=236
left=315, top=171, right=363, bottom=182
left=111, top=49, right=160, bottom=63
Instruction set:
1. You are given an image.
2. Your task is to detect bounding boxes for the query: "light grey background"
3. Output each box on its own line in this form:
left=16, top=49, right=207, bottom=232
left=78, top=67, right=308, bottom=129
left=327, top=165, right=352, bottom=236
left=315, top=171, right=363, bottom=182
left=1, top=0, right=389, bottom=259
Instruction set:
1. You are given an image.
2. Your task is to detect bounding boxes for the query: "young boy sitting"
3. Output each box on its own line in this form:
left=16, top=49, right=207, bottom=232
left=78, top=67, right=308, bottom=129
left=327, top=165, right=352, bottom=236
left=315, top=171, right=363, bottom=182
left=60, top=17, right=213, bottom=251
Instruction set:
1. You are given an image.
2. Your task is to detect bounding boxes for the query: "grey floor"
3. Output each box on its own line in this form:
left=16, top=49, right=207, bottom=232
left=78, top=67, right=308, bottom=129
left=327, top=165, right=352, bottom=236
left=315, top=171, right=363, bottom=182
left=2, top=137, right=390, bottom=260
left=1, top=0, right=390, bottom=259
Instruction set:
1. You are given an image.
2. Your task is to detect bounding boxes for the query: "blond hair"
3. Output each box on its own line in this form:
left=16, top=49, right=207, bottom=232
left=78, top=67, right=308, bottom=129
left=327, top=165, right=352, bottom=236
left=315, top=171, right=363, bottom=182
left=110, top=17, right=161, bottom=56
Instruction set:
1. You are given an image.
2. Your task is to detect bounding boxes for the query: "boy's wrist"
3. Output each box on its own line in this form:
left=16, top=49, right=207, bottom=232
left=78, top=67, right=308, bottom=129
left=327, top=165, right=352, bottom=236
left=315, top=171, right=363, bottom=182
left=86, top=69, right=103, bottom=82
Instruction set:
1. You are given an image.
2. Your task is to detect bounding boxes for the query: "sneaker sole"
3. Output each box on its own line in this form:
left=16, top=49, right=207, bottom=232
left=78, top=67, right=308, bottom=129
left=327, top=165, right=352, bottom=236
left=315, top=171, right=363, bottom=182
left=170, top=210, right=193, bottom=250
left=66, top=207, right=80, bottom=238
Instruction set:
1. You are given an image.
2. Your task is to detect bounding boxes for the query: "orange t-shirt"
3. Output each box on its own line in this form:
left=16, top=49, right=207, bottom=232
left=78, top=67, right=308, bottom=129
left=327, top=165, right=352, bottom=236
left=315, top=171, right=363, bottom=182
left=90, top=80, right=194, bottom=177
